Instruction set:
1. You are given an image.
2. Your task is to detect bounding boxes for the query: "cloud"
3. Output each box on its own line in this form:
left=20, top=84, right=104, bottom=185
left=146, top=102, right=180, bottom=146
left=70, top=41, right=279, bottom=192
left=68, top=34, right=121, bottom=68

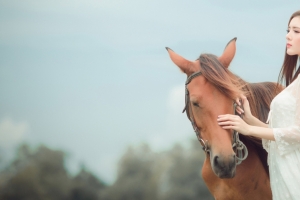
left=147, top=85, right=192, bottom=151
left=165, top=85, right=193, bottom=141
left=167, top=85, right=185, bottom=112
left=0, top=118, right=29, bottom=149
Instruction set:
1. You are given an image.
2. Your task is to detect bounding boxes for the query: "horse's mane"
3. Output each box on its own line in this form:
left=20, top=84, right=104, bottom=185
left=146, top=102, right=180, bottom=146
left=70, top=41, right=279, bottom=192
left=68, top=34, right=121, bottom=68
left=199, top=54, right=282, bottom=175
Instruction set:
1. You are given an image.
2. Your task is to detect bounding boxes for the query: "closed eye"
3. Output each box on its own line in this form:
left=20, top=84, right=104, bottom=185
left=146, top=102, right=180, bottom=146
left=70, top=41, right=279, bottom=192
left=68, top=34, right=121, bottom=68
left=287, top=28, right=300, bottom=33
left=192, top=102, right=200, bottom=107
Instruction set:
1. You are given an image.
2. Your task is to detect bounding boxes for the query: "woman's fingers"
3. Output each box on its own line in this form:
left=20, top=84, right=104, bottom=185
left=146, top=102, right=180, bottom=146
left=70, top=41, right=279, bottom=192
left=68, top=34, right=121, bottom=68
left=240, top=94, right=246, bottom=99
left=217, top=119, right=236, bottom=129
left=221, top=125, right=234, bottom=129
left=217, top=110, right=251, bottom=135
left=236, top=94, right=247, bottom=106
left=241, top=96, right=250, bottom=107
left=235, top=98, right=241, bottom=106
left=218, top=121, right=237, bottom=126
left=236, top=106, right=244, bottom=114
left=218, top=114, right=240, bottom=121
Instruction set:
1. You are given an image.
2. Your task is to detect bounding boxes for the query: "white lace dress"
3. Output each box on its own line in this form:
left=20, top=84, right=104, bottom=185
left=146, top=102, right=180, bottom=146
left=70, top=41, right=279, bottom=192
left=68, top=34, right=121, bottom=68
left=263, top=74, right=300, bottom=200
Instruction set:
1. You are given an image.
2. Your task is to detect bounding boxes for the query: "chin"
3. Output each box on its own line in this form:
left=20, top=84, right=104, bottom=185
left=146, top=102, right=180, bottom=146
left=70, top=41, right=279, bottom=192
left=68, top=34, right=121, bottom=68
left=286, top=50, right=296, bottom=56
left=286, top=49, right=300, bottom=56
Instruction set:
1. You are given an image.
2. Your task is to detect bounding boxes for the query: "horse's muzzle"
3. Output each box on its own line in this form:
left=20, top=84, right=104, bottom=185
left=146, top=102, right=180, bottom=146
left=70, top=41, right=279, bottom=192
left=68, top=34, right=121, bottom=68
left=212, top=154, right=236, bottom=179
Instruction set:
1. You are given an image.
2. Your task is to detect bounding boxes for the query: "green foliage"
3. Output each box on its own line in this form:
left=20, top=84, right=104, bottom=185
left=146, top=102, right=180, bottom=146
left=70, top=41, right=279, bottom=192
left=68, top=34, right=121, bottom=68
left=103, top=144, right=159, bottom=200
left=70, top=169, right=106, bottom=200
left=160, top=141, right=213, bottom=200
left=0, top=141, right=213, bottom=200
left=103, top=141, right=213, bottom=200
left=0, top=144, right=106, bottom=200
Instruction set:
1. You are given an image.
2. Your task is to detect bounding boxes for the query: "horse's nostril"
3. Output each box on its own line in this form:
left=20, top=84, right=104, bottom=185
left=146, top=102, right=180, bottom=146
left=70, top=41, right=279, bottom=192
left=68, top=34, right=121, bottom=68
left=213, top=156, right=219, bottom=166
left=212, top=155, right=236, bottom=179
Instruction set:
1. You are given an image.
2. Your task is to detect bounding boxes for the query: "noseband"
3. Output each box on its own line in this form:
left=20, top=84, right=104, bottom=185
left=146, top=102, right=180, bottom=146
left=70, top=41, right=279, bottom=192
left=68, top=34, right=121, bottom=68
left=183, top=71, right=248, bottom=165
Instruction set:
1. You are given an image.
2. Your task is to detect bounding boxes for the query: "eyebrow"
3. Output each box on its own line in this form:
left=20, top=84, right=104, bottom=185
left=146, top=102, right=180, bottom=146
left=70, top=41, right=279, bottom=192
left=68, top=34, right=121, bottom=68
left=289, top=26, right=300, bottom=29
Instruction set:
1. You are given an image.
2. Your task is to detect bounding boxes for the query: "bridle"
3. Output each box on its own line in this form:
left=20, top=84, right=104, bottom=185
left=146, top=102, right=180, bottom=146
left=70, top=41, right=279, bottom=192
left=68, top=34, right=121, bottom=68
left=183, top=71, right=248, bottom=165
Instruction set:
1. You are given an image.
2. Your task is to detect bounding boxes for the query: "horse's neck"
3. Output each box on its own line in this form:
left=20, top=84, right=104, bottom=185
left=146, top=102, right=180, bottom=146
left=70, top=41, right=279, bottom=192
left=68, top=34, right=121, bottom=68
left=201, top=140, right=271, bottom=200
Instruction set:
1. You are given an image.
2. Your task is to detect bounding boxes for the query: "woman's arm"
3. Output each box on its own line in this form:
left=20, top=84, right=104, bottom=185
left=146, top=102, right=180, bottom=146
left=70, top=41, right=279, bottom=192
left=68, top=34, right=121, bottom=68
left=217, top=115, right=275, bottom=141
left=244, top=115, right=269, bottom=128
left=221, top=75, right=300, bottom=155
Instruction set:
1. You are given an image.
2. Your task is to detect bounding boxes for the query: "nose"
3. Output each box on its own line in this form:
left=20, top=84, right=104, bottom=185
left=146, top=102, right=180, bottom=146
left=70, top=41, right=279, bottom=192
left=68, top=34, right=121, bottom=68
left=286, top=31, right=291, bottom=41
left=212, top=154, right=236, bottom=178
left=213, top=155, right=235, bottom=167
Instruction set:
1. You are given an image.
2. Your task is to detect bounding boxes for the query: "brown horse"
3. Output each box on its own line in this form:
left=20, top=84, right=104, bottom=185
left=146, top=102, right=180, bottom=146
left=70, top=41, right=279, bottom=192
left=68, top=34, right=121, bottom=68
left=166, top=38, right=282, bottom=199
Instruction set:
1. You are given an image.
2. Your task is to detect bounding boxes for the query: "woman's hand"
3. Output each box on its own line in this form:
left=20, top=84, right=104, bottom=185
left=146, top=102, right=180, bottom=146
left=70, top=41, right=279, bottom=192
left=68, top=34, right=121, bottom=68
left=217, top=114, right=252, bottom=136
left=235, top=95, right=254, bottom=125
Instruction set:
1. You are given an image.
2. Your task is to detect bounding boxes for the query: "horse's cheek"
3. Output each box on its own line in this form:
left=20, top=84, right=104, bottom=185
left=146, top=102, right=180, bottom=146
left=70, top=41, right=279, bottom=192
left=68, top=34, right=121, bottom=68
left=201, top=156, right=217, bottom=194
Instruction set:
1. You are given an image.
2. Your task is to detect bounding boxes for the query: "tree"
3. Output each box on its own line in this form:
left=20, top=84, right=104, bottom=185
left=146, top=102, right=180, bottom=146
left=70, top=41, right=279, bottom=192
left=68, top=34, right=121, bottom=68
left=0, top=144, right=71, bottom=200
left=103, top=144, right=159, bottom=200
left=0, top=140, right=214, bottom=200
left=160, top=141, right=213, bottom=200
left=69, top=167, right=106, bottom=200
left=0, top=144, right=107, bottom=200
left=103, top=141, right=213, bottom=200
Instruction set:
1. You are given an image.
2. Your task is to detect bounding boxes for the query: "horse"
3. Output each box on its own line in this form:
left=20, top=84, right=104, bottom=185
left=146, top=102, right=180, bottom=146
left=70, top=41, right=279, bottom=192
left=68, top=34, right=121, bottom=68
left=166, top=38, right=282, bottom=199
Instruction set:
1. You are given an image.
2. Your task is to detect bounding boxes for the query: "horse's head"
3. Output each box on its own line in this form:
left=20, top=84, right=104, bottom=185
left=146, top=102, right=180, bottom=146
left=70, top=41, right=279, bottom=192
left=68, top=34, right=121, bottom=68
left=166, top=38, right=243, bottom=178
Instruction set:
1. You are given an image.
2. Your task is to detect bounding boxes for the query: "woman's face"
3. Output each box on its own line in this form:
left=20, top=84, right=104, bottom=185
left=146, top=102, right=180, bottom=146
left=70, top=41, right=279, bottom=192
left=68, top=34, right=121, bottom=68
left=286, top=16, right=300, bottom=56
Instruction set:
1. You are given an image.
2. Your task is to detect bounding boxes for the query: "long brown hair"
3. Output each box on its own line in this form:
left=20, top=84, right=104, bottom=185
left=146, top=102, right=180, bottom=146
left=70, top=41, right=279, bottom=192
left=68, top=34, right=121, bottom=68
left=279, top=10, right=300, bottom=86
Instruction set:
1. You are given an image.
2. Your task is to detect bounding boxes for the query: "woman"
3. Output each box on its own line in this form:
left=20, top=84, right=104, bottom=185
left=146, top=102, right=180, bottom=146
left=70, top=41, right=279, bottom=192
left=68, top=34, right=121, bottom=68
left=217, top=10, right=300, bottom=199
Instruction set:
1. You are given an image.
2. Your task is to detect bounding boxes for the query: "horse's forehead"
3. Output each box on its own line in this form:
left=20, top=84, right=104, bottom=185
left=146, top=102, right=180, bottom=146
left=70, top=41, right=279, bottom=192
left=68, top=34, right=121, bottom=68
left=188, top=75, right=212, bottom=91
left=188, top=76, right=233, bottom=104
left=188, top=76, right=207, bottom=92
left=188, top=78, right=217, bottom=102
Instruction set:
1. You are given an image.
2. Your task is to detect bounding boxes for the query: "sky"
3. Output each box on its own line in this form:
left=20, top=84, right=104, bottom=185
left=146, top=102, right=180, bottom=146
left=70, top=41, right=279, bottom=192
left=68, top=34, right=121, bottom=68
left=0, top=0, right=299, bottom=184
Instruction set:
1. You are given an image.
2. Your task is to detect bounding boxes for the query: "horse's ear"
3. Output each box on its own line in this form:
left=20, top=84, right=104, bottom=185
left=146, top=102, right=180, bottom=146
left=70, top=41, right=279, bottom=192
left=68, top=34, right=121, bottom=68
left=166, top=47, right=197, bottom=74
left=218, top=37, right=237, bottom=68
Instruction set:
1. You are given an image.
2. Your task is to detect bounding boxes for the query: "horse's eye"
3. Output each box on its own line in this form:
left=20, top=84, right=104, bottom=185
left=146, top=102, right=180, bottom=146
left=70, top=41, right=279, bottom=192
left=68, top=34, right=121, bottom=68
left=192, top=102, right=200, bottom=107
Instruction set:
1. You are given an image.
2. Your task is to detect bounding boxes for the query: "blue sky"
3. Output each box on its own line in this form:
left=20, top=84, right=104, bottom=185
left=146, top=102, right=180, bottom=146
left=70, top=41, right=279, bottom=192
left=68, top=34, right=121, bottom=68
left=0, top=0, right=298, bottom=183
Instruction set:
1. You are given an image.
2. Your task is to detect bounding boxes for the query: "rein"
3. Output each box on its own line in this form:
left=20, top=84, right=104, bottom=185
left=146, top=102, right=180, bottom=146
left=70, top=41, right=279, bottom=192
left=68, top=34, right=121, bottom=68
left=183, top=71, right=248, bottom=165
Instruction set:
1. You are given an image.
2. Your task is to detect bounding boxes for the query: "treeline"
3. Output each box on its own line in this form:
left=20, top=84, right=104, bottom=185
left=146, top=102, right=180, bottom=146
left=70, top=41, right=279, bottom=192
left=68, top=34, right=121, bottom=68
left=0, top=140, right=213, bottom=200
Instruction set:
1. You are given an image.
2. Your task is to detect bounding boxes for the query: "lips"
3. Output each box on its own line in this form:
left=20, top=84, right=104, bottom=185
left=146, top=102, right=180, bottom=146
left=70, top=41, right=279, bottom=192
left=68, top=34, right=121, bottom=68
left=287, top=43, right=292, bottom=48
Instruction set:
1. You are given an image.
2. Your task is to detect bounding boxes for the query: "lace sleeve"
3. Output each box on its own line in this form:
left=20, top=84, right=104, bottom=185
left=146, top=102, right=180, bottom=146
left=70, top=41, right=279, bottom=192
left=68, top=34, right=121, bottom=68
left=273, top=75, right=300, bottom=155
left=262, top=138, right=270, bottom=153
left=262, top=111, right=272, bottom=153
